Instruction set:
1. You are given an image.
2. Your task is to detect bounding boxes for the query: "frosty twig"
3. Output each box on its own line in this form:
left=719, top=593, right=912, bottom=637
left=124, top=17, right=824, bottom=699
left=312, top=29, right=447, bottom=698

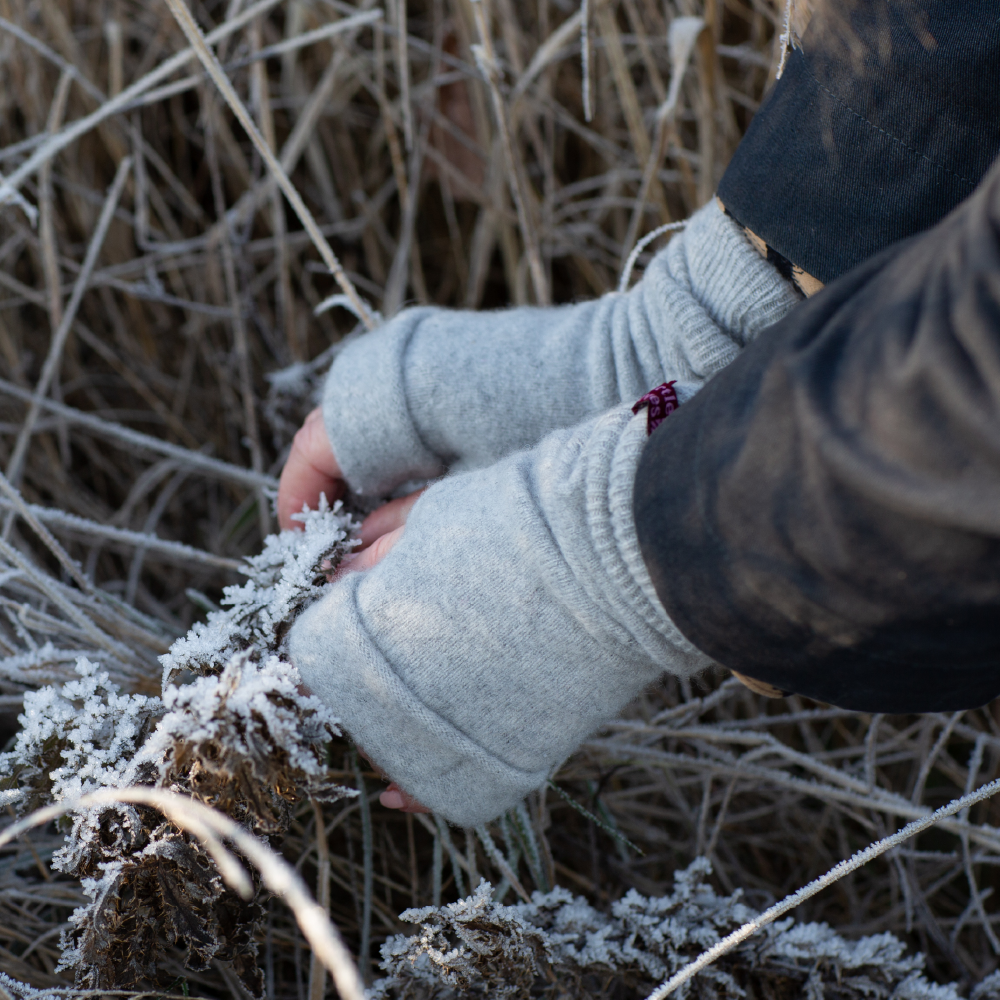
left=162, top=0, right=376, bottom=330
left=645, top=777, right=1000, bottom=1000
left=6, top=157, right=132, bottom=487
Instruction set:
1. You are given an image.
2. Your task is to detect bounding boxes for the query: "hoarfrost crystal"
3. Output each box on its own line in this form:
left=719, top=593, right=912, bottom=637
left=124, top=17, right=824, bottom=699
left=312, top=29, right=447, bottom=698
left=374, top=859, right=970, bottom=1000
left=0, top=501, right=360, bottom=996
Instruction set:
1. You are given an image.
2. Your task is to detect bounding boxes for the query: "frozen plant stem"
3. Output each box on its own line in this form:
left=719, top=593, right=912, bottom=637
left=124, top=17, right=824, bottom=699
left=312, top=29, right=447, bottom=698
left=352, top=753, right=374, bottom=981
left=224, top=11, right=384, bottom=70
left=39, top=69, right=73, bottom=337
left=308, top=799, right=332, bottom=1000
left=0, top=376, right=277, bottom=491
left=205, top=102, right=269, bottom=541
left=0, top=535, right=125, bottom=658
left=5, top=156, right=132, bottom=492
left=249, top=17, right=298, bottom=361
left=161, top=0, right=376, bottom=329
left=475, top=824, right=530, bottom=903
left=0, top=0, right=286, bottom=207
left=469, top=1, right=550, bottom=306
left=434, top=814, right=468, bottom=898
left=0, top=468, right=92, bottom=592
left=0, top=496, right=243, bottom=570
left=432, top=825, right=443, bottom=907
left=0, top=17, right=97, bottom=102
left=959, top=735, right=1000, bottom=954
left=644, top=776, right=1000, bottom=1000
left=546, top=779, right=644, bottom=856
left=393, top=0, right=414, bottom=151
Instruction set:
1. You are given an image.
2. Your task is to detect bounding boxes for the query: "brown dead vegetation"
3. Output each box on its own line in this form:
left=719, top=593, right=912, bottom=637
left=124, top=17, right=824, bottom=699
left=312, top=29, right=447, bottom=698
left=1, top=1, right=999, bottom=999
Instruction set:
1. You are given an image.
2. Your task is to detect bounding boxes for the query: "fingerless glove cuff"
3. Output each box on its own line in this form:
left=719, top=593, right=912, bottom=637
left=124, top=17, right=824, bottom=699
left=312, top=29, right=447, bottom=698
left=290, top=404, right=710, bottom=826
left=321, top=307, right=445, bottom=495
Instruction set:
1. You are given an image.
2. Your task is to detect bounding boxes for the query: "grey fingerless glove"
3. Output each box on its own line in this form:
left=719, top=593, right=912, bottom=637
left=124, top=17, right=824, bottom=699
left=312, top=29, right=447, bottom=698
left=322, top=200, right=799, bottom=496
left=288, top=403, right=711, bottom=827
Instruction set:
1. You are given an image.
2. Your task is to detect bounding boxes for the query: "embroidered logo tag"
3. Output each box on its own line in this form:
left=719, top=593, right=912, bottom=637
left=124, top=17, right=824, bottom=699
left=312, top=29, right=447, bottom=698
left=632, top=381, right=679, bottom=436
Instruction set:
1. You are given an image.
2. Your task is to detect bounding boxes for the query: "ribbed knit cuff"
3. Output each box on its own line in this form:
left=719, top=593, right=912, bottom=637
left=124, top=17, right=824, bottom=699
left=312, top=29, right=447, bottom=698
left=591, top=405, right=713, bottom=670
left=682, top=200, right=803, bottom=349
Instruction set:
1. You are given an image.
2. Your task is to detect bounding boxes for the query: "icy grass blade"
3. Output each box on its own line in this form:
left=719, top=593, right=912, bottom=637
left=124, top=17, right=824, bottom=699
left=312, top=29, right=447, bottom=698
left=645, top=777, right=1000, bottom=1000
left=475, top=824, right=530, bottom=904
left=6, top=157, right=132, bottom=487
left=547, top=778, right=644, bottom=856
left=0, top=0, right=286, bottom=207
left=162, top=0, right=376, bottom=329
left=0, top=375, right=277, bottom=490
left=0, top=498, right=243, bottom=572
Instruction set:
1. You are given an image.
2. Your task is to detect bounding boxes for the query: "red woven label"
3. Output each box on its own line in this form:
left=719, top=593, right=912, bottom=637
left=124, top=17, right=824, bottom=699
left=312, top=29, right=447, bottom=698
left=631, top=381, right=679, bottom=436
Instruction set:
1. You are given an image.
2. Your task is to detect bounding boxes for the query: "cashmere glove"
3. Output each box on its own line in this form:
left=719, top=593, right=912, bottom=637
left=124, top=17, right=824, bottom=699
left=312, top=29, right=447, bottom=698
left=322, top=200, right=799, bottom=496
left=288, top=403, right=710, bottom=827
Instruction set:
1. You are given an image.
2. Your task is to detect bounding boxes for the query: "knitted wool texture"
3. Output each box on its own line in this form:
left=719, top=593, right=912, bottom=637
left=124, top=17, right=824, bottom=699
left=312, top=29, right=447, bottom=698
left=321, top=201, right=800, bottom=495
left=289, top=201, right=801, bottom=825
left=290, top=405, right=709, bottom=826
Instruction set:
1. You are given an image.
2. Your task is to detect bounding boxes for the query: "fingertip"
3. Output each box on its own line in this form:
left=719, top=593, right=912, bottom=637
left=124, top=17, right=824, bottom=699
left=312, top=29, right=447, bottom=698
left=278, top=409, right=343, bottom=531
left=276, top=498, right=300, bottom=533
left=359, top=489, right=426, bottom=547
left=380, top=788, right=405, bottom=810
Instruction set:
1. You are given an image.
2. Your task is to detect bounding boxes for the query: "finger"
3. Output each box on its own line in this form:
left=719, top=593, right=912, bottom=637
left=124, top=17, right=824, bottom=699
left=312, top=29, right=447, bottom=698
left=277, top=408, right=344, bottom=531
left=334, top=525, right=405, bottom=579
left=380, top=782, right=430, bottom=813
left=359, top=488, right=426, bottom=548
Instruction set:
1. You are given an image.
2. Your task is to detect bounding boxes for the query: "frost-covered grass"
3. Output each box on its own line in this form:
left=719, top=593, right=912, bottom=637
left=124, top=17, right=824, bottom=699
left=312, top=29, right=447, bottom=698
left=375, top=860, right=999, bottom=1000
left=1, top=503, right=358, bottom=994
left=2, top=0, right=1000, bottom=997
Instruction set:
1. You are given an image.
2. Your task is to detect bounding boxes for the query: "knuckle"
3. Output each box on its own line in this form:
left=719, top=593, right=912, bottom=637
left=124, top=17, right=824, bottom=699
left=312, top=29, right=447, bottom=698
left=290, top=425, right=310, bottom=453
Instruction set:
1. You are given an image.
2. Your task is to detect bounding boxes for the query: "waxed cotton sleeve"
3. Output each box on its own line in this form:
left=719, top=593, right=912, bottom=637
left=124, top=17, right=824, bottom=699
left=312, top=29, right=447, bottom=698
left=634, top=158, right=1000, bottom=714
left=718, top=1, right=1000, bottom=286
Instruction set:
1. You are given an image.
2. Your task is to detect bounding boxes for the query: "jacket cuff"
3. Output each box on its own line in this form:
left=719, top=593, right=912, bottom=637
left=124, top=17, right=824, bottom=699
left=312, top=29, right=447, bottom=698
left=682, top=200, right=803, bottom=347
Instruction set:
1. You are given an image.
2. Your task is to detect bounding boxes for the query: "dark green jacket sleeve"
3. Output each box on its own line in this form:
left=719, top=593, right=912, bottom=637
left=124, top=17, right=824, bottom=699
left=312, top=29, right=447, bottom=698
left=635, top=158, right=1000, bottom=713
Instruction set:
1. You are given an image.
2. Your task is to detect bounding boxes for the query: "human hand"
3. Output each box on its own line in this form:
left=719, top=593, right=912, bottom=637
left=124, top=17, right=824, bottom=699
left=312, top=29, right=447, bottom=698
left=359, top=489, right=425, bottom=547
left=331, top=488, right=425, bottom=577
left=287, top=403, right=706, bottom=827
left=277, top=408, right=344, bottom=531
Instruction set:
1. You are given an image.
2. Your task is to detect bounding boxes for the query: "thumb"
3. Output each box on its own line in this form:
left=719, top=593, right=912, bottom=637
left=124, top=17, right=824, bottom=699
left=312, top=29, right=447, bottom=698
left=333, top=525, right=405, bottom=578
